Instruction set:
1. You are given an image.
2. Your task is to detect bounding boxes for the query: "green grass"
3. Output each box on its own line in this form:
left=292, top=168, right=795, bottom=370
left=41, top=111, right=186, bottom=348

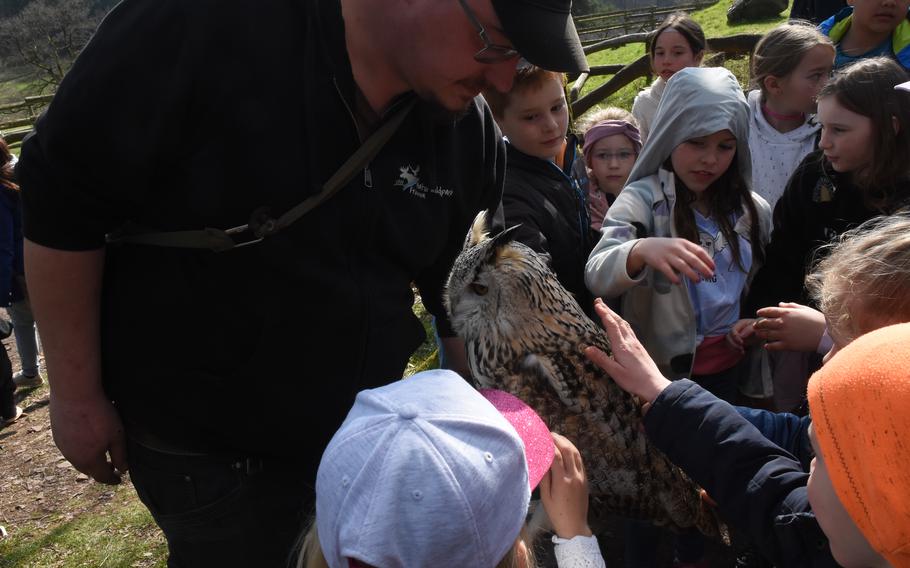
left=575, top=0, right=792, bottom=122
left=0, top=485, right=167, bottom=568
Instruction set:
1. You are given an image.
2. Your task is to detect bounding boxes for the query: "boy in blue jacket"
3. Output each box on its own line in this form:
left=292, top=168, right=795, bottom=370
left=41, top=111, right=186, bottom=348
left=819, top=0, right=910, bottom=70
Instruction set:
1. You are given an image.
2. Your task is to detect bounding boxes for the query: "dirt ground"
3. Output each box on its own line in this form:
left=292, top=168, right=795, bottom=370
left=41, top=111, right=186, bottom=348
left=0, top=335, right=162, bottom=564
left=0, top=335, right=80, bottom=537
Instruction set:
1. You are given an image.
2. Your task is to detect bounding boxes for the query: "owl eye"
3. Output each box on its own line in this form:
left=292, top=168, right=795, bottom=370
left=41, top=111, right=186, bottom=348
left=470, top=282, right=488, bottom=296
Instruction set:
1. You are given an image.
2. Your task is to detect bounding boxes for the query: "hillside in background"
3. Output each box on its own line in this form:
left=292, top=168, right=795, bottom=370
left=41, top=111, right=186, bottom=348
left=574, top=0, right=792, bottom=118
left=0, top=0, right=115, bottom=18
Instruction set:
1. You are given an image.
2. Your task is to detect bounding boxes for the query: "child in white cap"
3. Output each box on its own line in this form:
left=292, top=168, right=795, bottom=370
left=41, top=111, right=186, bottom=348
left=298, top=369, right=605, bottom=568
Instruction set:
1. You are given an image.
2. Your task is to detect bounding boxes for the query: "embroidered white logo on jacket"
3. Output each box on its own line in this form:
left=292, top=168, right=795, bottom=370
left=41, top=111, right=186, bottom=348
left=394, top=165, right=453, bottom=199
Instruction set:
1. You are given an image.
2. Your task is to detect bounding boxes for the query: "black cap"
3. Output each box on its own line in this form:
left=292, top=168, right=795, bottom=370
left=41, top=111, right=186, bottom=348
left=492, top=0, right=589, bottom=73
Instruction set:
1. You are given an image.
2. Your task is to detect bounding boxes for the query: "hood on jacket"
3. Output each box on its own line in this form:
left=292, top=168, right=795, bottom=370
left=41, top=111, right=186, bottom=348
left=627, top=67, right=752, bottom=188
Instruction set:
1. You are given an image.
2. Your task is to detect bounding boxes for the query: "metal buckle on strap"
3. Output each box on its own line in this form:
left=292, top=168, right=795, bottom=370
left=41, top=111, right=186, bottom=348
left=222, top=224, right=264, bottom=248
left=232, top=457, right=265, bottom=475
left=222, top=206, right=278, bottom=248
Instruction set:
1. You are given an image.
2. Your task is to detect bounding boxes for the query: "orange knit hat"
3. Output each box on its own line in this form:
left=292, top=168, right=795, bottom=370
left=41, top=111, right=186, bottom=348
left=808, top=322, right=910, bottom=567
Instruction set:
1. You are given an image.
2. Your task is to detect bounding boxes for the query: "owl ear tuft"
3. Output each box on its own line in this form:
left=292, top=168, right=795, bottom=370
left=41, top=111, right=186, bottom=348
left=486, top=224, right=523, bottom=264
left=490, top=224, right=521, bottom=249
left=466, top=211, right=491, bottom=249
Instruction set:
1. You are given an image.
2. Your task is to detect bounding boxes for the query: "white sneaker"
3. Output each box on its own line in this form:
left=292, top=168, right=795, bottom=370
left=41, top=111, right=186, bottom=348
left=13, top=371, right=44, bottom=388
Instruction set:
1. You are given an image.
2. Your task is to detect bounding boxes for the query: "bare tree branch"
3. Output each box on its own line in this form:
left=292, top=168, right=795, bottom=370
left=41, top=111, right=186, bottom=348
left=0, top=0, right=102, bottom=92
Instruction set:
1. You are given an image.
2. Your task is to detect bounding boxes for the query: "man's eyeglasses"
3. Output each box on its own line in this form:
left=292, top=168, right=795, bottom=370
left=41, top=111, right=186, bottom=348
left=457, top=0, right=520, bottom=64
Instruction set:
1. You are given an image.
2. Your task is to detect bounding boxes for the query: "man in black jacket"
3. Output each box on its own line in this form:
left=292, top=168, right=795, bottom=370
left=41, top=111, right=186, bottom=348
left=16, top=0, right=588, bottom=565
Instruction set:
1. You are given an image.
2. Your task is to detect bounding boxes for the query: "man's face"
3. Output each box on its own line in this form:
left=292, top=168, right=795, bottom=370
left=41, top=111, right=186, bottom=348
left=398, top=0, right=521, bottom=113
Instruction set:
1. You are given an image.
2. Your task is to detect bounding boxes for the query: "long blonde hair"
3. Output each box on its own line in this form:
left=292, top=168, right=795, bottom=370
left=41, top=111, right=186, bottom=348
left=807, top=213, right=910, bottom=342
left=297, top=520, right=535, bottom=568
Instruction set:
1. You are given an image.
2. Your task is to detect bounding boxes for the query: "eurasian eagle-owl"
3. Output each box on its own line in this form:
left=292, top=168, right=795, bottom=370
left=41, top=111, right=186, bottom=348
left=445, top=212, right=724, bottom=539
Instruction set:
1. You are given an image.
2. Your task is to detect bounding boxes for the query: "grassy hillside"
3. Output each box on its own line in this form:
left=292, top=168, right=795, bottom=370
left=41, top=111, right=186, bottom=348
left=575, top=0, right=792, bottom=120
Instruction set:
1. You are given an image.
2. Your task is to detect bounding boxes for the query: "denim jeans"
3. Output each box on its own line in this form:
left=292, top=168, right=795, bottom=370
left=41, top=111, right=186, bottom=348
left=127, top=438, right=314, bottom=568
left=7, top=299, right=40, bottom=376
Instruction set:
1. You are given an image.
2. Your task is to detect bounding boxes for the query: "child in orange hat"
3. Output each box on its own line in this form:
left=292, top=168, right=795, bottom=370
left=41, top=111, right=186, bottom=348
left=806, top=322, right=910, bottom=568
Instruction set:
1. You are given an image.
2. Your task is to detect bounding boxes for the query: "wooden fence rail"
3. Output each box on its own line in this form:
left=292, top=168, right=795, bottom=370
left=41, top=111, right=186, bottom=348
left=574, top=1, right=715, bottom=45
left=0, top=93, right=54, bottom=144
left=570, top=33, right=761, bottom=116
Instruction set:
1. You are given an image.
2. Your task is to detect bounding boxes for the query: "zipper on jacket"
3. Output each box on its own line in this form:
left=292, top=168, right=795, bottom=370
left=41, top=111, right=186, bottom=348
left=547, top=145, right=590, bottom=248
left=333, top=76, right=372, bottom=385
left=333, top=77, right=375, bottom=189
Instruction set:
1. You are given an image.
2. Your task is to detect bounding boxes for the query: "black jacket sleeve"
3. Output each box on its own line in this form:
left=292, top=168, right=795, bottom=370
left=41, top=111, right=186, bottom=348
left=644, top=380, right=838, bottom=567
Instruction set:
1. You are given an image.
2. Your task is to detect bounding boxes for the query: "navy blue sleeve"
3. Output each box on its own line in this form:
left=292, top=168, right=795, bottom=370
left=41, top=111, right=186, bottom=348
left=644, top=380, right=837, bottom=567
left=0, top=191, right=17, bottom=304
left=735, top=406, right=814, bottom=471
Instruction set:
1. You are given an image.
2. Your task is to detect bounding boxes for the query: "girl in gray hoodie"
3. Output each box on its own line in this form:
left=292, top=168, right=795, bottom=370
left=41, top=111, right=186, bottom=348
left=585, top=67, right=772, bottom=402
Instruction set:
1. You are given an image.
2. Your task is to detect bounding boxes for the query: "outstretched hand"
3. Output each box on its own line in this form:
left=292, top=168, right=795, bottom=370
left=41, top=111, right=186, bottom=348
left=754, top=302, right=826, bottom=352
left=627, top=237, right=715, bottom=285
left=584, top=298, right=671, bottom=405
left=540, top=432, right=592, bottom=539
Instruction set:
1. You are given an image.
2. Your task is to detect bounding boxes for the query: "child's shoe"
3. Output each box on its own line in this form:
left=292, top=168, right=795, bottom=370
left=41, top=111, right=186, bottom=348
left=13, top=371, right=44, bottom=388
left=1, top=405, right=23, bottom=427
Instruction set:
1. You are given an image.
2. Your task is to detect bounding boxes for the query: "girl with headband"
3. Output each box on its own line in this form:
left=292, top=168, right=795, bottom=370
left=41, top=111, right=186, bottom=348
left=579, top=108, right=642, bottom=232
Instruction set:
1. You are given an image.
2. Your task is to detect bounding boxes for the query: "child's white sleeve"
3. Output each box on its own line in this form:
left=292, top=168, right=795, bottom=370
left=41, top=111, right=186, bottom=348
left=552, top=534, right=607, bottom=568
left=584, top=181, right=653, bottom=299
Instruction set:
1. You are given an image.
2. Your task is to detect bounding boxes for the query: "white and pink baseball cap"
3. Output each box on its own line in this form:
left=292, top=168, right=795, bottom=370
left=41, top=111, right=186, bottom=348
left=315, top=369, right=554, bottom=568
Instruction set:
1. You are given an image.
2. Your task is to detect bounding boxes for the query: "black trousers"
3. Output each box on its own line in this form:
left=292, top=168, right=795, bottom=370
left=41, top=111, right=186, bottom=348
left=0, top=344, right=15, bottom=419
left=127, top=438, right=315, bottom=568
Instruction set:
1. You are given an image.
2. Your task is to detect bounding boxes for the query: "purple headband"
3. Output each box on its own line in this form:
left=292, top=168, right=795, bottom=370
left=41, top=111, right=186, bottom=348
left=582, top=120, right=642, bottom=165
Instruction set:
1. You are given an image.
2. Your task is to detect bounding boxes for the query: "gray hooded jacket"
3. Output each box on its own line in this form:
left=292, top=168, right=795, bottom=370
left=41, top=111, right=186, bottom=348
left=585, top=67, right=771, bottom=379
